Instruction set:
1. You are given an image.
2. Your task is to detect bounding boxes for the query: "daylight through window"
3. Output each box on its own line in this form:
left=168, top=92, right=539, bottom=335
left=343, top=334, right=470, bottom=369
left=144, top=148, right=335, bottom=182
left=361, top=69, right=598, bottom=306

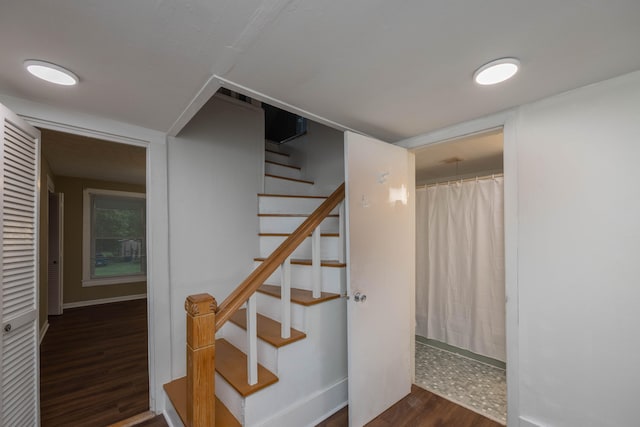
left=83, top=189, right=146, bottom=285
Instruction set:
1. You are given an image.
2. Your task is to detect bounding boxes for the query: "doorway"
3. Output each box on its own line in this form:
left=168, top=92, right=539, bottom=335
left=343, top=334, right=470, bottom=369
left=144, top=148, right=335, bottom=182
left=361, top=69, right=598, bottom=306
left=411, top=129, right=506, bottom=424
left=38, top=128, right=150, bottom=425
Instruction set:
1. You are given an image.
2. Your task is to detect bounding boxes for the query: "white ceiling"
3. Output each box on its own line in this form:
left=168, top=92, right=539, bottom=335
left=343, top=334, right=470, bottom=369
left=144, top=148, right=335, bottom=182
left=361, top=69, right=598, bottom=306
left=41, top=128, right=146, bottom=185
left=2, top=1, right=640, bottom=142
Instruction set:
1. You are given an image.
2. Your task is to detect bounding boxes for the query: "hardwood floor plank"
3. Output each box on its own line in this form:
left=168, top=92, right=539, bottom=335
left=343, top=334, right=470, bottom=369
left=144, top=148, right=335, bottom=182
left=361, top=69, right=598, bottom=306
left=316, top=385, right=504, bottom=427
left=136, top=415, right=169, bottom=427
left=40, top=299, right=150, bottom=427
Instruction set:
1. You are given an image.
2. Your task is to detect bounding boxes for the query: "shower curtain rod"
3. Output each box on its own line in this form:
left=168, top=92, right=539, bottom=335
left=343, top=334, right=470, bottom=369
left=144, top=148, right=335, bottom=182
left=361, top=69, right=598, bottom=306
left=416, top=173, right=504, bottom=189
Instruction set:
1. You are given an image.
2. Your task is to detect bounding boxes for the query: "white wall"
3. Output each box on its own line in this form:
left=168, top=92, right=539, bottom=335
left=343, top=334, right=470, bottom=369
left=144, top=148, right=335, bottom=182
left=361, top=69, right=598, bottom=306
left=284, top=120, right=344, bottom=195
left=511, top=70, right=640, bottom=427
left=167, top=94, right=264, bottom=376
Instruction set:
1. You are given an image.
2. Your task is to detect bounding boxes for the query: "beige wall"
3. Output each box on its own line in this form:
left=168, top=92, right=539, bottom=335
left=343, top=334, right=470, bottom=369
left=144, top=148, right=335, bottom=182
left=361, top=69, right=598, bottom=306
left=55, top=176, right=147, bottom=304
left=38, top=156, right=52, bottom=330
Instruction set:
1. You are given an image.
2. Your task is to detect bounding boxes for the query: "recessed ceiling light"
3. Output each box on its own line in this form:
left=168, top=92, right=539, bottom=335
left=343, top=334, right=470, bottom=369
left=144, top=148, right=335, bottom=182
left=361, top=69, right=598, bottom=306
left=24, top=60, right=79, bottom=86
left=473, top=58, right=520, bottom=86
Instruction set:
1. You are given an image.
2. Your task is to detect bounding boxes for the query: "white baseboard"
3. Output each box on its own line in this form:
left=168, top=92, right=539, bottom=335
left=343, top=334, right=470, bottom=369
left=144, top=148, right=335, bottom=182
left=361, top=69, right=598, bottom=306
left=62, top=293, right=147, bottom=309
left=39, top=321, right=49, bottom=345
left=255, top=377, right=348, bottom=427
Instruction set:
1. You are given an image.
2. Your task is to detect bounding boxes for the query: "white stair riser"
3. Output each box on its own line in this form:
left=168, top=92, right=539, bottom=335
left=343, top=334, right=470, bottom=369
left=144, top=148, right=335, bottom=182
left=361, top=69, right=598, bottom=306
left=221, top=322, right=279, bottom=373
left=219, top=300, right=348, bottom=426
left=264, top=176, right=315, bottom=196
left=265, top=162, right=303, bottom=180
left=255, top=292, right=306, bottom=331
left=243, top=300, right=348, bottom=426
left=215, top=372, right=244, bottom=424
left=265, top=150, right=292, bottom=165
left=212, top=148, right=347, bottom=426
left=257, top=262, right=344, bottom=295
left=258, top=196, right=338, bottom=215
left=259, top=216, right=339, bottom=234
left=259, top=235, right=340, bottom=259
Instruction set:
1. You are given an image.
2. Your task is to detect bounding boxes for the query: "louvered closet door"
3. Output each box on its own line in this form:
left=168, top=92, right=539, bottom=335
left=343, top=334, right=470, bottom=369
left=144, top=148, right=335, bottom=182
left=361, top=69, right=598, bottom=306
left=0, top=103, right=40, bottom=427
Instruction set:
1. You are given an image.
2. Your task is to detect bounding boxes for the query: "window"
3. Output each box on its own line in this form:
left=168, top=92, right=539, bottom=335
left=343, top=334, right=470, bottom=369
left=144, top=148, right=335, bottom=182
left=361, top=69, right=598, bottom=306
left=83, top=188, right=146, bottom=286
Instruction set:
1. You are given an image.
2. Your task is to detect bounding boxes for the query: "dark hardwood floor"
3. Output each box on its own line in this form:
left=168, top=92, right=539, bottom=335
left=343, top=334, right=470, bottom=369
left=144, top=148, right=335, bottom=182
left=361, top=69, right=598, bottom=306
left=317, top=385, right=504, bottom=427
left=40, top=300, right=500, bottom=427
left=40, top=299, right=150, bottom=427
left=137, top=414, right=169, bottom=427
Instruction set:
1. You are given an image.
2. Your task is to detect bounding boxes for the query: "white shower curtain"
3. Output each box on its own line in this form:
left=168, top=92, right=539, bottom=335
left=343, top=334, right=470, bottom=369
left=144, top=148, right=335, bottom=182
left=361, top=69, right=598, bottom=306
left=416, top=176, right=505, bottom=362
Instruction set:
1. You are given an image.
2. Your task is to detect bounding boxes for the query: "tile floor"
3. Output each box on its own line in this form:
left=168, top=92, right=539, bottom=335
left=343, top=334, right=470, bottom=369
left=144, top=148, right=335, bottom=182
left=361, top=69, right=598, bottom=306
left=414, top=340, right=507, bottom=425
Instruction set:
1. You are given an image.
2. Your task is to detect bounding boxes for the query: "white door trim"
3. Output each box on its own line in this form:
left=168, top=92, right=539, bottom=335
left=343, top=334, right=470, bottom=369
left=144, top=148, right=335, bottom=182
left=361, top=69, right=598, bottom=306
left=395, top=108, right=520, bottom=427
left=0, top=96, right=165, bottom=412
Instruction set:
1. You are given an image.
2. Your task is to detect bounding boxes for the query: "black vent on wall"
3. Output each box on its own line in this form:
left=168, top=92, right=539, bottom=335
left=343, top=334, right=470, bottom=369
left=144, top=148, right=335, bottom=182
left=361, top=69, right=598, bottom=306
left=263, top=104, right=307, bottom=144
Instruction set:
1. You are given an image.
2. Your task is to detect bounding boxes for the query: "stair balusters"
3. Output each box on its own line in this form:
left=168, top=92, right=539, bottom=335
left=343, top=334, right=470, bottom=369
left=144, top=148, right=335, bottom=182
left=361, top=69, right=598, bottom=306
left=246, top=294, right=258, bottom=386
left=338, top=201, right=346, bottom=264
left=281, top=256, right=292, bottom=339
left=311, top=227, right=322, bottom=298
left=181, top=183, right=345, bottom=424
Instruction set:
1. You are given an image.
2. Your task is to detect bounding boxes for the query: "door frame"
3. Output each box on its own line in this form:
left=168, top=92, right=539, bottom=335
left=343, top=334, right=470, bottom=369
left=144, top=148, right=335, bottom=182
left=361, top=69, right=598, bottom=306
left=396, top=109, right=519, bottom=427
left=47, top=176, right=64, bottom=316
left=5, top=100, right=168, bottom=413
left=36, top=120, right=154, bottom=409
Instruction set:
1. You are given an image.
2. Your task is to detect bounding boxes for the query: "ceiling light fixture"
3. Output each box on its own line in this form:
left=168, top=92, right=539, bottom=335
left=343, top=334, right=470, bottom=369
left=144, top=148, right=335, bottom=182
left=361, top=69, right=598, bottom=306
left=24, top=60, right=79, bottom=86
left=473, top=58, right=520, bottom=85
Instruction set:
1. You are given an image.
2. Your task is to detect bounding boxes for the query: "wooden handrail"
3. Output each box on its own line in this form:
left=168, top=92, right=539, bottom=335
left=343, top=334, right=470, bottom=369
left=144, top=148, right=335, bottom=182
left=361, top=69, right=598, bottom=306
left=215, top=182, right=345, bottom=331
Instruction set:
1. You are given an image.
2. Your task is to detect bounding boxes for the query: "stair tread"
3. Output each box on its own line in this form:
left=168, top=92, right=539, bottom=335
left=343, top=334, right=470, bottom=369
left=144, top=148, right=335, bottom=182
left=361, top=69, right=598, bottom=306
left=259, top=213, right=339, bottom=217
left=259, top=232, right=339, bottom=237
left=230, top=308, right=306, bottom=348
left=265, top=173, right=314, bottom=185
left=254, top=257, right=346, bottom=267
left=258, top=284, right=342, bottom=306
left=265, top=148, right=290, bottom=157
left=265, top=160, right=301, bottom=170
left=216, top=338, right=279, bottom=397
left=163, top=377, right=240, bottom=427
left=258, top=193, right=327, bottom=199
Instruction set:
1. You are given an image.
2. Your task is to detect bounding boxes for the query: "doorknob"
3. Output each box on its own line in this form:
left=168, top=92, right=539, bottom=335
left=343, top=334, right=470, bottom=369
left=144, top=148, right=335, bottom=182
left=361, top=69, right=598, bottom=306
left=354, top=292, right=367, bottom=303
left=4, top=324, right=11, bottom=333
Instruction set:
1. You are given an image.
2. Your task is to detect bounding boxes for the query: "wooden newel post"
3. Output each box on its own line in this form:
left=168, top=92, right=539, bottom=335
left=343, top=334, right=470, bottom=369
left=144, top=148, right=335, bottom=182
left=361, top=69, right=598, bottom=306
left=185, top=293, right=217, bottom=427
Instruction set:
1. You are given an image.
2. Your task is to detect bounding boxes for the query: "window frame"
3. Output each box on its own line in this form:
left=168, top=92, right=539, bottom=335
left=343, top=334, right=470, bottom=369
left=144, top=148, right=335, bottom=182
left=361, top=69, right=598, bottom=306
left=82, top=188, right=147, bottom=286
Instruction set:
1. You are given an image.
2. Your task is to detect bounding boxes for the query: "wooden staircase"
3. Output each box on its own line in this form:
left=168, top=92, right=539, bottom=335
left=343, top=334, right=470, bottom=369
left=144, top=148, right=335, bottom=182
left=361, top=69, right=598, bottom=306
left=165, top=142, right=347, bottom=426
